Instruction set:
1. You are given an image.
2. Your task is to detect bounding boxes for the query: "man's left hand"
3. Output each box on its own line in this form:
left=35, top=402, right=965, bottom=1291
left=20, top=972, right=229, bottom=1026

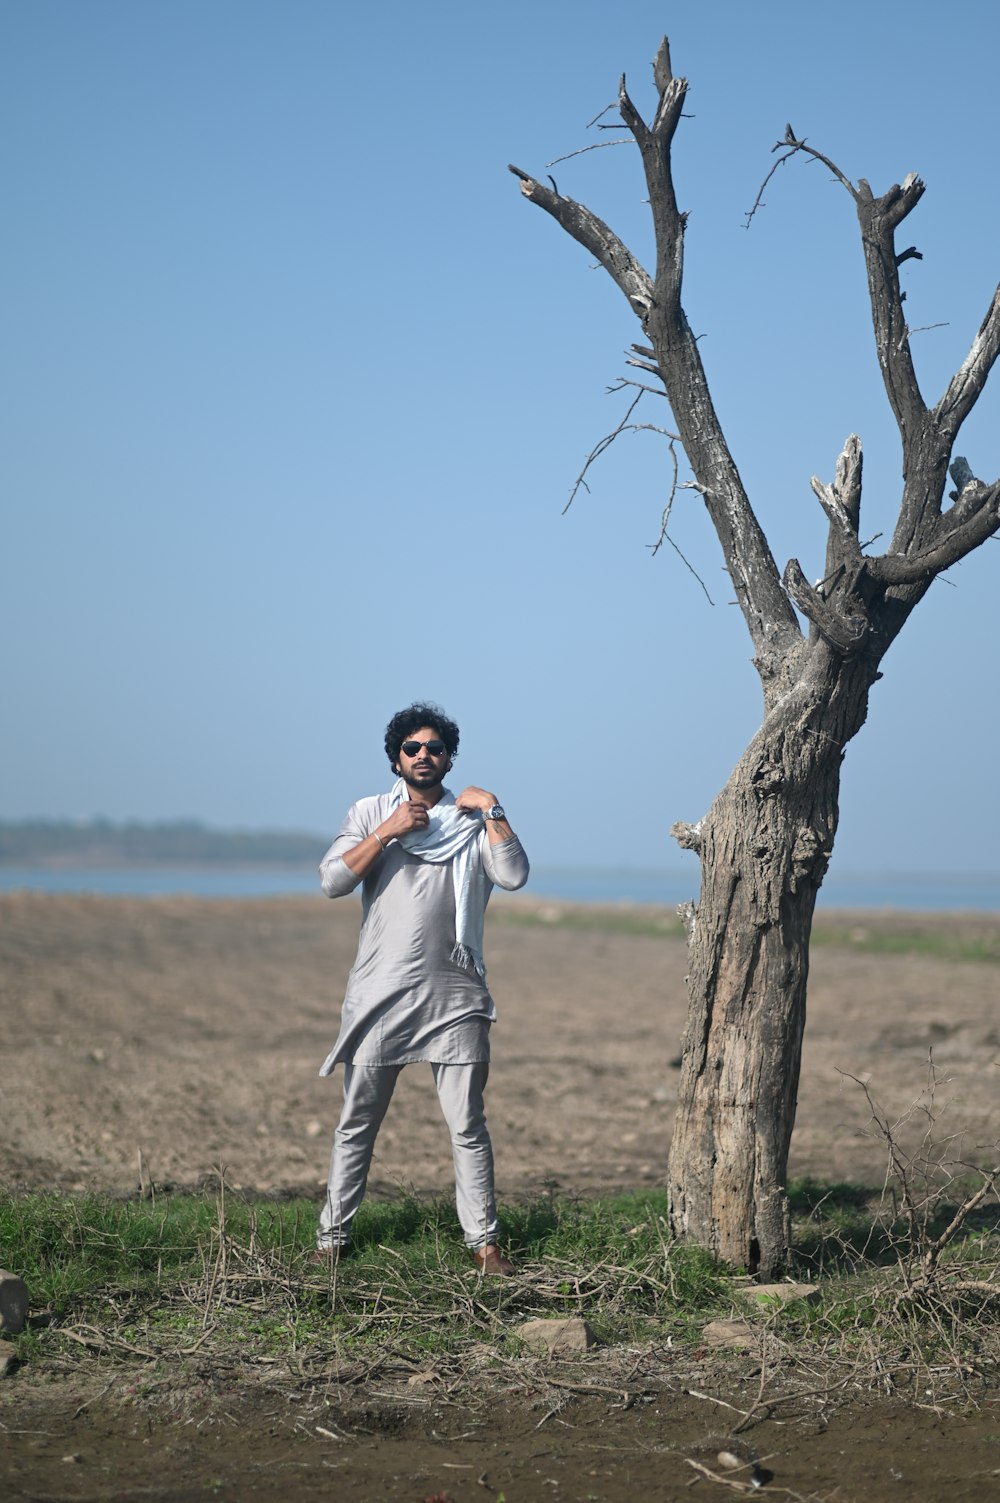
left=454, top=787, right=497, bottom=815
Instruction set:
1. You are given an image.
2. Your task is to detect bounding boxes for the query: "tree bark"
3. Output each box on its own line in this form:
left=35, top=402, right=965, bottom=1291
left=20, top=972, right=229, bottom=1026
left=668, top=652, right=877, bottom=1277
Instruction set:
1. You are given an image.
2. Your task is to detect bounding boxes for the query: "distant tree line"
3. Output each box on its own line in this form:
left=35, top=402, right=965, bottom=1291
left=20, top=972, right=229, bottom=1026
left=0, top=818, right=324, bottom=866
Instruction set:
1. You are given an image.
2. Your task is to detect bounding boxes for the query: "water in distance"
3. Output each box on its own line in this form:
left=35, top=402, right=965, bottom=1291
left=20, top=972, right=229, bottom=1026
left=0, top=864, right=998, bottom=910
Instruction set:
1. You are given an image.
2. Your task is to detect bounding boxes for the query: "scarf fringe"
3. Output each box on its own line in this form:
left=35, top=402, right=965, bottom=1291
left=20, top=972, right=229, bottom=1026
left=450, top=941, right=486, bottom=978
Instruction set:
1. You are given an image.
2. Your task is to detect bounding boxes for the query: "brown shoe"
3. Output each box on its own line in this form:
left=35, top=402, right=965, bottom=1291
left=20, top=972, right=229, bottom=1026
left=307, top=1244, right=351, bottom=1265
left=473, top=1244, right=515, bottom=1276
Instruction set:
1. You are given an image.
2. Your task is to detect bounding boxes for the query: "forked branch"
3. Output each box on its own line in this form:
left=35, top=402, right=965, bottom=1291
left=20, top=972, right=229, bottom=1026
left=751, top=131, right=1000, bottom=592
left=512, top=38, right=1000, bottom=687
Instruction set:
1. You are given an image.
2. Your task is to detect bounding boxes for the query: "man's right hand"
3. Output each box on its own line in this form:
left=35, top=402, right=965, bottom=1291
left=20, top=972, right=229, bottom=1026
left=378, top=801, right=430, bottom=842
left=341, top=800, right=428, bottom=878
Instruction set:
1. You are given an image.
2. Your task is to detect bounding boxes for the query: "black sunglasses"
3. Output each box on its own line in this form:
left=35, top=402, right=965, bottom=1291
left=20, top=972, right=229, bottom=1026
left=400, top=739, right=447, bottom=757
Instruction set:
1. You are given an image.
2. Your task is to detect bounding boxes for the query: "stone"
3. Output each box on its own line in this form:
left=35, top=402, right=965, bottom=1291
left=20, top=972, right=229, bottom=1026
left=0, top=1341, right=17, bottom=1377
left=702, top=1318, right=756, bottom=1349
left=0, top=1271, right=29, bottom=1335
left=516, top=1317, right=596, bottom=1354
left=716, top=1451, right=745, bottom=1470
left=741, top=1281, right=819, bottom=1309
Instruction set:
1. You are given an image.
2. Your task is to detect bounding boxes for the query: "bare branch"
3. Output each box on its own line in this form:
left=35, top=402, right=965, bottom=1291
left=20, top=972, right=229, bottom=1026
left=652, top=36, right=673, bottom=94
left=584, top=101, right=618, bottom=130
left=645, top=448, right=716, bottom=601
left=563, top=389, right=644, bottom=513
left=745, top=132, right=859, bottom=230
left=934, top=283, right=1000, bottom=441
left=606, top=377, right=667, bottom=398
left=747, top=139, right=943, bottom=558
left=832, top=434, right=863, bottom=531
left=546, top=139, right=631, bottom=168
left=812, top=435, right=866, bottom=584
left=671, top=818, right=703, bottom=854
left=811, top=475, right=858, bottom=537
left=782, top=559, right=872, bottom=654
left=921, top=1165, right=1000, bottom=1279
left=644, top=442, right=681, bottom=547
left=629, top=423, right=681, bottom=440
left=940, top=457, right=987, bottom=531
left=561, top=387, right=713, bottom=599
left=743, top=147, right=798, bottom=230
left=510, top=146, right=801, bottom=686
left=656, top=532, right=716, bottom=603
left=616, top=48, right=801, bottom=680
left=870, top=484, right=1000, bottom=584
left=626, top=355, right=662, bottom=376
left=949, top=456, right=975, bottom=493
left=508, top=165, right=654, bottom=316
left=563, top=390, right=681, bottom=515
left=880, top=283, right=1000, bottom=555
left=645, top=39, right=689, bottom=144
left=617, top=73, right=649, bottom=146
left=855, top=175, right=928, bottom=449
left=895, top=245, right=923, bottom=267
left=903, top=321, right=949, bottom=337
left=745, top=139, right=951, bottom=566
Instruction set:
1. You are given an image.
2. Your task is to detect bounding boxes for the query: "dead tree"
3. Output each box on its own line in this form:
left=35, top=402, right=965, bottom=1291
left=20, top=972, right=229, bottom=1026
left=510, top=38, right=1000, bottom=1279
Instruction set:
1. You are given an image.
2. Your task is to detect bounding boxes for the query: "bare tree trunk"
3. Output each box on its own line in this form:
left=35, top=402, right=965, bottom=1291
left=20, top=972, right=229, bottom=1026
left=669, top=655, right=877, bottom=1276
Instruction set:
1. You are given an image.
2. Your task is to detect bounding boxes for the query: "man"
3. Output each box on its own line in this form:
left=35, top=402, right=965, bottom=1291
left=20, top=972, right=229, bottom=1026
left=314, top=702, right=529, bottom=1274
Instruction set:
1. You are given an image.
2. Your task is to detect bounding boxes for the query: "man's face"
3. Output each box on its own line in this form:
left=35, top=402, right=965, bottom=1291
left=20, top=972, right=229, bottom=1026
left=396, top=725, right=451, bottom=792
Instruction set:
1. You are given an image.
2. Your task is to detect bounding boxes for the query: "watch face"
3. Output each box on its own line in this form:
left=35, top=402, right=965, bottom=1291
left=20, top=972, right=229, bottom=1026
left=487, top=804, right=505, bottom=821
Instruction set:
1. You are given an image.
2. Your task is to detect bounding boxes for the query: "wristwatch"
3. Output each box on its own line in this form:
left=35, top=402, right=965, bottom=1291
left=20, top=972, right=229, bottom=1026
left=484, top=804, right=506, bottom=822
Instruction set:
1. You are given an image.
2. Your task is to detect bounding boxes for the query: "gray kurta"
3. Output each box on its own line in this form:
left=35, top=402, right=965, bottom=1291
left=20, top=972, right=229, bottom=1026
left=318, top=790, right=529, bottom=1073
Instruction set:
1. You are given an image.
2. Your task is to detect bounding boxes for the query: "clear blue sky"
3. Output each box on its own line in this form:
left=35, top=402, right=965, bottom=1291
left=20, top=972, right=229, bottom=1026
left=4, top=1, right=998, bottom=877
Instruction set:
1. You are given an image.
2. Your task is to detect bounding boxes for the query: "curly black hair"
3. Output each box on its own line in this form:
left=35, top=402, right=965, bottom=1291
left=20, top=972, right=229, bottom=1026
left=384, top=701, right=460, bottom=770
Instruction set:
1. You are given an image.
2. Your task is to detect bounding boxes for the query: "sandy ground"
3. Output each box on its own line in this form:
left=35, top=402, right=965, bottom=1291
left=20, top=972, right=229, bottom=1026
left=2, top=891, right=997, bottom=1203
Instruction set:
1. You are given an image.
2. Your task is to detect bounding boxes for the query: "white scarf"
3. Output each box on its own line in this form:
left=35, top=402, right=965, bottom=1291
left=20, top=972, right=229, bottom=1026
left=389, top=778, right=492, bottom=977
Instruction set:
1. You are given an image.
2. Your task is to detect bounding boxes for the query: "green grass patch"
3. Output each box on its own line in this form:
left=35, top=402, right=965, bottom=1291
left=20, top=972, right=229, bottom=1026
left=810, top=921, right=1000, bottom=964
left=494, top=902, right=1000, bottom=962
left=3, top=1182, right=997, bottom=1390
left=492, top=903, right=686, bottom=939
left=1, top=1187, right=731, bottom=1366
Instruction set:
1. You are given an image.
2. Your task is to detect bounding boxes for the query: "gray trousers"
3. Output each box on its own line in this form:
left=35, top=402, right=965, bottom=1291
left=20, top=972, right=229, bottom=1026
left=318, top=1061, right=499, bottom=1250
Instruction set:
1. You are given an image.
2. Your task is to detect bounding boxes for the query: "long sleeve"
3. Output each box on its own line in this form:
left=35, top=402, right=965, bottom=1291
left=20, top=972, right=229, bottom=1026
left=319, top=797, right=383, bottom=899
left=482, top=832, right=529, bottom=892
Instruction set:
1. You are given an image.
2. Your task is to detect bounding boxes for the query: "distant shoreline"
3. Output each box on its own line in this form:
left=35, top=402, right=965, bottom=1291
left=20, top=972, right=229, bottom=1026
left=1, top=862, right=998, bottom=912
left=0, top=818, right=323, bottom=868
left=0, top=856, right=319, bottom=870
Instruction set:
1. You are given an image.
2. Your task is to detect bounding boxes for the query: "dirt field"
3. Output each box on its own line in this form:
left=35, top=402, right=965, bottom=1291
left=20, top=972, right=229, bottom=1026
left=3, top=892, right=998, bottom=1200
left=2, top=891, right=999, bottom=1501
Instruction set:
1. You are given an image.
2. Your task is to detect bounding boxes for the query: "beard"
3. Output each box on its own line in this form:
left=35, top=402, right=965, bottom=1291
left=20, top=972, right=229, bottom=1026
left=399, top=763, right=445, bottom=792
